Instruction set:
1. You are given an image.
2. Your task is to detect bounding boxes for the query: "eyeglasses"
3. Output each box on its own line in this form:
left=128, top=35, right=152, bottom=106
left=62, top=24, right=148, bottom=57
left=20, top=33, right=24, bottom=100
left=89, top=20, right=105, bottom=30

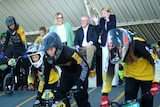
left=57, top=17, right=63, bottom=19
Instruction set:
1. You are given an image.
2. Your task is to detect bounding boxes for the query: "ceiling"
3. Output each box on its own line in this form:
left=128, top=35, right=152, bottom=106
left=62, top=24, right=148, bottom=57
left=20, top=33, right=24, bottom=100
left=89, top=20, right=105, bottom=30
left=0, top=0, right=160, bottom=43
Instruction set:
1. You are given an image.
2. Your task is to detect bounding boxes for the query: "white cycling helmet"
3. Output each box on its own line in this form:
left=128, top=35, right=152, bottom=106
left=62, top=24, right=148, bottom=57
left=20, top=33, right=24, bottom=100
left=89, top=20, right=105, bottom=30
left=26, top=44, right=44, bottom=68
left=107, top=28, right=132, bottom=64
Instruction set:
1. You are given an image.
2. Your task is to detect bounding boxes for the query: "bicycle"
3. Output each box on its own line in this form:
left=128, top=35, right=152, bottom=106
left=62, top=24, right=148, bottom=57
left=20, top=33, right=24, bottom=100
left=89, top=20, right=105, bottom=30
left=32, top=87, right=78, bottom=107
left=3, top=57, right=27, bottom=94
left=110, top=91, right=160, bottom=107
left=52, top=86, right=80, bottom=107
left=110, top=98, right=141, bottom=107
left=0, top=58, right=8, bottom=90
left=32, top=89, right=54, bottom=107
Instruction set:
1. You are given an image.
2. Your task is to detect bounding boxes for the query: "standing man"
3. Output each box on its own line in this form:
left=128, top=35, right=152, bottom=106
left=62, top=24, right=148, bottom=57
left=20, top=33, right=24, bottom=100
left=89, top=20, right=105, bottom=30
left=74, top=15, right=98, bottom=77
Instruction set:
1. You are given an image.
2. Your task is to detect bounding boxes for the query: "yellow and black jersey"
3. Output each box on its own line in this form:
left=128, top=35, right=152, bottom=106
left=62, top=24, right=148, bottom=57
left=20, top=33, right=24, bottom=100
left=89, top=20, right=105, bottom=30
left=28, top=67, right=59, bottom=85
left=54, top=45, right=89, bottom=82
left=124, top=37, right=158, bottom=81
left=102, top=37, right=159, bottom=94
left=3, top=25, right=26, bottom=51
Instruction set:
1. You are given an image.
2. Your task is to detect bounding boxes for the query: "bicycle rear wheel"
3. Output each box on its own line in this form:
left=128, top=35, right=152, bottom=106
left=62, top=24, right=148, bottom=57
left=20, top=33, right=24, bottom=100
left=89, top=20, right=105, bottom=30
left=3, top=73, right=15, bottom=95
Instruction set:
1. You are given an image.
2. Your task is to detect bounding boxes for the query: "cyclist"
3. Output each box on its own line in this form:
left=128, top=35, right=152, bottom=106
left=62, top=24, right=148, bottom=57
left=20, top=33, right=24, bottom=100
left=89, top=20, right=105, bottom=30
left=100, top=28, right=160, bottom=107
left=0, top=32, right=13, bottom=58
left=40, top=32, right=91, bottom=107
left=0, top=16, right=28, bottom=90
left=26, top=44, right=60, bottom=106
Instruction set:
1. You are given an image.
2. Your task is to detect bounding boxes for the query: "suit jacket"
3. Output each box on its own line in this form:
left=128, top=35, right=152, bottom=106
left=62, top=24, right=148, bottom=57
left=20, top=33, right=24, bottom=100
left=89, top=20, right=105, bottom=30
left=95, top=14, right=116, bottom=46
left=74, top=24, right=98, bottom=47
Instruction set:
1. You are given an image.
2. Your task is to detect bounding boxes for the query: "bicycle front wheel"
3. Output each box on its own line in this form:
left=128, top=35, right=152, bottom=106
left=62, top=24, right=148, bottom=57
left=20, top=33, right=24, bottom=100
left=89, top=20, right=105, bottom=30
left=111, top=102, right=121, bottom=107
left=3, top=73, right=15, bottom=95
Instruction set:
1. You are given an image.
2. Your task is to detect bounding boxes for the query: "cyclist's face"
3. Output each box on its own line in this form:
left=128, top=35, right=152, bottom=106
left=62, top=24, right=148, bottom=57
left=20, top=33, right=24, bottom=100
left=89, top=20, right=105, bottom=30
left=9, top=24, right=15, bottom=30
left=47, top=47, right=56, bottom=57
left=31, top=54, right=40, bottom=62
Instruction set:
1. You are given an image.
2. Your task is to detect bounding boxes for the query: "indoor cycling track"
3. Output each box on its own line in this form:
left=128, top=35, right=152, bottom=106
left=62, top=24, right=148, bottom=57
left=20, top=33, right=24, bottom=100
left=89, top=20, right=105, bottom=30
left=0, top=86, right=160, bottom=107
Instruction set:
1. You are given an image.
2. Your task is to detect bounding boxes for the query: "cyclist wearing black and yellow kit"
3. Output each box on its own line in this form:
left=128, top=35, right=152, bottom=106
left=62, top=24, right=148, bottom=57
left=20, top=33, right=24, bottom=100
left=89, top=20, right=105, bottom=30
left=2, top=16, right=27, bottom=57
left=0, top=16, right=28, bottom=89
left=40, top=32, right=91, bottom=107
left=26, top=44, right=60, bottom=106
left=100, top=28, right=160, bottom=107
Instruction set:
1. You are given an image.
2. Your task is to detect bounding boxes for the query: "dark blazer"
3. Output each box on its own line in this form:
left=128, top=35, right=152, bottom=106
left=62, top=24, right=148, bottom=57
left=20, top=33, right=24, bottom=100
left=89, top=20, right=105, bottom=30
left=95, top=14, right=116, bottom=46
left=74, top=24, right=98, bottom=47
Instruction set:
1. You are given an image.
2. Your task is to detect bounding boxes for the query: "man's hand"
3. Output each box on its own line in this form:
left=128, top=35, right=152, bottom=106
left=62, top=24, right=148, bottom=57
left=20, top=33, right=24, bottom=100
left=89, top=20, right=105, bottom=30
left=150, top=83, right=159, bottom=95
left=75, top=45, right=80, bottom=52
left=86, top=41, right=92, bottom=49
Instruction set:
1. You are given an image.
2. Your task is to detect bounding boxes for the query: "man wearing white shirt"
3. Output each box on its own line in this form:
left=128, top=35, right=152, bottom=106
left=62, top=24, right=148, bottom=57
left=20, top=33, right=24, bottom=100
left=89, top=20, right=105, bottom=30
left=74, top=15, right=98, bottom=77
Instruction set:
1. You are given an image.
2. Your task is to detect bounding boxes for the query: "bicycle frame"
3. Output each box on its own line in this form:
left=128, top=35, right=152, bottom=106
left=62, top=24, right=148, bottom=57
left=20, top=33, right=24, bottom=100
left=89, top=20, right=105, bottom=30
left=110, top=92, right=160, bottom=107
left=3, top=58, right=20, bottom=94
left=52, top=88, right=79, bottom=107
left=39, top=89, right=54, bottom=107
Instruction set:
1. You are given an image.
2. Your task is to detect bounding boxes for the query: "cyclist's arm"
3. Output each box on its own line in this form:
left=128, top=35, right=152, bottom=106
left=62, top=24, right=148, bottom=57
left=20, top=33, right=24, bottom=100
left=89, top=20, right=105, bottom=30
left=2, top=31, right=10, bottom=52
left=17, top=26, right=27, bottom=49
left=71, top=52, right=89, bottom=81
left=134, top=40, right=155, bottom=66
left=135, top=40, right=160, bottom=82
left=38, top=61, right=52, bottom=93
left=17, top=26, right=26, bottom=43
left=28, top=65, right=37, bottom=85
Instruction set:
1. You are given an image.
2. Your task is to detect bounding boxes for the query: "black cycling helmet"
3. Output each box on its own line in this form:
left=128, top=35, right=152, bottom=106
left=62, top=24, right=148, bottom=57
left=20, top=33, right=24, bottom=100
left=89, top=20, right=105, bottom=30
left=107, top=28, right=132, bottom=64
left=41, top=32, right=63, bottom=61
left=6, top=16, right=16, bottom=26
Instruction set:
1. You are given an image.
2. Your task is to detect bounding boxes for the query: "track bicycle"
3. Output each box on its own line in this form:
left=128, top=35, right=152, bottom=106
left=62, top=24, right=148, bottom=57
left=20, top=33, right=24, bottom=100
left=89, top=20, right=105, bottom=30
left=52, top=86, right=80, bottom=107
left=32, top=87, right=78, bottom=107
left=110, top=91, right=160, bottom=107
left=3, top=57, right=27, bottom=94
left=33, top=89, right=54, bottom=107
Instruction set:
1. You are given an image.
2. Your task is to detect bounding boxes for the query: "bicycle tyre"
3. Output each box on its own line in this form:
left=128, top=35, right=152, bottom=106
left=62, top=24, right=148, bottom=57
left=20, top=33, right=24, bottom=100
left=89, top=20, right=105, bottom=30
left=3, top=73, right=15, bottom=95
left=111, top=102, right=121, bottom=107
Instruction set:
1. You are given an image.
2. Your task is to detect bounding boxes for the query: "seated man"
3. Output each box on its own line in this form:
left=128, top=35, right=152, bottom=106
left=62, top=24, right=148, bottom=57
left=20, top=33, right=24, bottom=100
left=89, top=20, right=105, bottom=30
left=74, top=15, right=98, bottom=77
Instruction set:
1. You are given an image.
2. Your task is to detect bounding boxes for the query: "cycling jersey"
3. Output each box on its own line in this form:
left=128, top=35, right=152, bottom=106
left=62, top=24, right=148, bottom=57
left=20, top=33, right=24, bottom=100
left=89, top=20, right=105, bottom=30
left=2, top=25, right=26, bottom=52
left=28, top=66, right=59, bottom=85
left=28, top=61, right=59, bottom=93
left=45, top=45, right=91, bottom=107
left=102, top=37, right=159, bottom=94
